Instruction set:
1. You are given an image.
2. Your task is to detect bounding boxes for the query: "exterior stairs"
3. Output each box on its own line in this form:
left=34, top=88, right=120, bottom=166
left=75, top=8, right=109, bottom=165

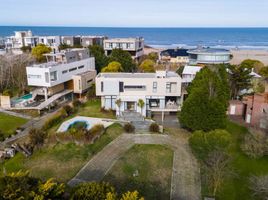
left=119, top=111, right=153, bottom=132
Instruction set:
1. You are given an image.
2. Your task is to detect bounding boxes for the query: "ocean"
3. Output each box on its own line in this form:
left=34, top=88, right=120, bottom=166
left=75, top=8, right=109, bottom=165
left=1, top=26, right=268, bottom=49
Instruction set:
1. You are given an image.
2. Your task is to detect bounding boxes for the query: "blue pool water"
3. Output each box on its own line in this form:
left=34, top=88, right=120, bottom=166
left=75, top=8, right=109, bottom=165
left=67, top=120, right=91, bottom=131
left=12, top=94, right=32, bottom=104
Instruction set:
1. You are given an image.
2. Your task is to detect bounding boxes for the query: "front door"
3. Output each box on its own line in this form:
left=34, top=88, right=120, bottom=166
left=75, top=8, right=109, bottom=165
left=126, top=102, right=136, bottom=111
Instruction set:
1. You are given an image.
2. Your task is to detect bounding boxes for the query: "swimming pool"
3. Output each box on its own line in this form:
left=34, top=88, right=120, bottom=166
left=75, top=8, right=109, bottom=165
left=12, top=94, right=33, bottom=104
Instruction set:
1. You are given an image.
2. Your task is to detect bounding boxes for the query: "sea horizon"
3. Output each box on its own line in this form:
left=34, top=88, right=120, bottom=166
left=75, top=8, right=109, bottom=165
left=1, top=26, right=268, bottom=49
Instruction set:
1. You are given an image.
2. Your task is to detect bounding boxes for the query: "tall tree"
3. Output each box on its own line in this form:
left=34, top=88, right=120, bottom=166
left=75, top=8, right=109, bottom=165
left=31, top=44, right=51, bottom=63
left=88, top=45, right=108, bottom=72
left=101, top=61, right=123, bottom=72
left=180, top=67, right=229, bottom=131
left=139, top=59, right=155, bottom=72
left=108, top=49, right=135, bottom=72
left=227, top=64, right=253, bottom=98
left=241, top=59, right=264, bottom=73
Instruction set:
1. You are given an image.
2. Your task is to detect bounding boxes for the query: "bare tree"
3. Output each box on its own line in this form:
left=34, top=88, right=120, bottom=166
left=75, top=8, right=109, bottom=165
left=203, top=151, right=232, bottom=196
left=249, top=175, right=268, bottom=200
left=0, top=53, right=34, bottom=96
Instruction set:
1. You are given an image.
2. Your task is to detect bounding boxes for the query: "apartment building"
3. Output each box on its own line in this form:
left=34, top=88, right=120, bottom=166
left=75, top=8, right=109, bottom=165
left=61, top=36, right=81, bottom=46
left=24, top=48, right=96, bottom=110
left=95, top=71, right=182, bottom=117
left=5, top=31, right=38, bottom=53
left=103, top=37, right=144, bottom=59
left=38, top=36, right=61, bottom=50
left=81, top=36, right=106, bottom=47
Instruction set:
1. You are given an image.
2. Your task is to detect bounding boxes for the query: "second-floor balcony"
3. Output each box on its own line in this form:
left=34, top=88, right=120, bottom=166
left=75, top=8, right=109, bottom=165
left=149, top=100, right=181, bottom=112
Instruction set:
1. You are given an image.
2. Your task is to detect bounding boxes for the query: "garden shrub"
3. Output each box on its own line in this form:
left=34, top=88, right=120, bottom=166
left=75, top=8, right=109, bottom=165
left=42, top=112, right=65, bottom=131
left=149, top=123, right=160, bottom=133
left=73, top=99, right=82, bottom=108
left=87, top=124, right=104, bottom=137
left=189, top=129, right=232, bottom=160
left=63, top=105, right=73, bottom=116
left=124, top=123, right=135, bottom=133
left=241, top=130, right=268, bottom=159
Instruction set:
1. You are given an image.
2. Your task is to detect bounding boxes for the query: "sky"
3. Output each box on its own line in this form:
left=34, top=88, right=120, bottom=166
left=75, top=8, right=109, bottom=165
left=1, top=0, right=268, bottom=27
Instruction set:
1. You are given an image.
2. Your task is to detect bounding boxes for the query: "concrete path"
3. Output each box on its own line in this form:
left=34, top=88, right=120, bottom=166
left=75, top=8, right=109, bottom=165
left=68, top=134, right=201, bottom=200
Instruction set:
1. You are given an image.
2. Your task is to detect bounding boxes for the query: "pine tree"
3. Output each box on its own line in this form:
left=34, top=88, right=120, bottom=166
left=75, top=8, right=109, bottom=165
left=180, top=67, right=228, bottom=131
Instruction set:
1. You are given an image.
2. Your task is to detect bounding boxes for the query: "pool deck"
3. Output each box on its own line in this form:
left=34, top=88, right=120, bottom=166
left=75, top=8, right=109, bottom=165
left=57, top=116, right=116, bottom=132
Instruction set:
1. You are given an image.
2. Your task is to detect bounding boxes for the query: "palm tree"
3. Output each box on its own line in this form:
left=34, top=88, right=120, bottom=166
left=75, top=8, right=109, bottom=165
left=115, top=98, right=122, bottom=116
left=137, top=99, right=145, bottom=115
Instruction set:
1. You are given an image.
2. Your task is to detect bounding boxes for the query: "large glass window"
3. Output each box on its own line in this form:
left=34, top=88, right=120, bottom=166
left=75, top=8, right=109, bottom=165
left=50, top=71, right=57, bottom=81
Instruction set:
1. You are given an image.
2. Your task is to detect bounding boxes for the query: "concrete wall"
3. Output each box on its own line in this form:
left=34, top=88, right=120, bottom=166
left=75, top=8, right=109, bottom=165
left=0, top=96, right=11, bottom=108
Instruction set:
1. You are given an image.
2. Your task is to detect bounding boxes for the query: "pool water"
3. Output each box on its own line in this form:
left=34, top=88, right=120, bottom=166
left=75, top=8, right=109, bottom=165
left=12, top=94, right=33, bottom=104
left=67, top=121, right=91, bottom=131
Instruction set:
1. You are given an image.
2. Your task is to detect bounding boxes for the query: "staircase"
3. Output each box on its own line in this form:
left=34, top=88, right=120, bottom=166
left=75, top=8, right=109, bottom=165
left=120, top=111, right=152, bottom=132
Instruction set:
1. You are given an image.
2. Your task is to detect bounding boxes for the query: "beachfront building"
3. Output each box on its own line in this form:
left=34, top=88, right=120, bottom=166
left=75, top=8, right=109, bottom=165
left=160, top=48, right=189, bottom=64
left=95, top=71, right=182, bottom=118
left=38, top=36, right=61, bottom=50
left=5, top=31, right=38, bottom=53
left=19, top=48, right=96, bottom=111
left=81, top=36, right=106, bottom=47
left=188, top=47, right=231, bottom=65
left=0, top=37, right=5, bottom=48
left=61, top=36, right=81, bottom=46
left=103, top=37, right=144, bottom=60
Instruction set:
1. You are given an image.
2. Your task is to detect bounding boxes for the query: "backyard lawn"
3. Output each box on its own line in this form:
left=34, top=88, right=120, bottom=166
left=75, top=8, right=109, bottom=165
left=201, top=121, right=268, bottom=200
left=103, top=144, right=174, bottom=200
left=77, top=99, right=115, bottom=119
left=0, top=113, right=28, bottom=137
left=0, top=123, right=123, bottom=182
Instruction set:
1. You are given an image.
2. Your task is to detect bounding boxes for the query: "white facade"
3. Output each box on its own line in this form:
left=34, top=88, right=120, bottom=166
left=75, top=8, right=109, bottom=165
left=182, top=65, right=202, bottom=83
left=188, top=48, right=231, bottom=65
left=38, top=36, right=61, bottom=49
left=27, top=58, right=95, bottom=87
left=103, top=37, right=144, bottom=59
left=96, top=71, right=182, bottom=117
left=5, top=31, right=38, bottom=52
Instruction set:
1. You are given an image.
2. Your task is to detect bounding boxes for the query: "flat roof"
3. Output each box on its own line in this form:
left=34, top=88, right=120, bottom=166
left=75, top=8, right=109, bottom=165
left=182, top=66, right=202, bottom=75
left=98, top=71, right=179, bottom=79
left=188, top=48, right=231, bottom=54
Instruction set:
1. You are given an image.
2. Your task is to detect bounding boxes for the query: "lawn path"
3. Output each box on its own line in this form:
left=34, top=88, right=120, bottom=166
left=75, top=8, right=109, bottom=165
left=68, top=133, right=201, bottom=200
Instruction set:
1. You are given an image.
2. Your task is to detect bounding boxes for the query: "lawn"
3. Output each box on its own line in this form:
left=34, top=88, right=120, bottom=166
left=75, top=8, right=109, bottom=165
left=76, top=99, right=115, bottom=119
left=0, top=123, right=123, bottom=182
left=201, top=121, right=268, bottom=200
left=0, top=113, right=28, bottom=137
left=103, top=144, right=174, bottom=200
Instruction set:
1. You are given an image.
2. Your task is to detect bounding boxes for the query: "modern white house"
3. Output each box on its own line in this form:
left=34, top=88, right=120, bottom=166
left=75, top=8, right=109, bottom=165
left=95, top=71, right=182, bottom=118
left=15, top=48, right=97, bottom=111
left=103, top=37, right=144, bottom=60
left=181, top=65, right=202, bottom=84
left=5, top=31, right=38, bottom=53
left=188, top=47, right=231, bottom=65
left=38, top=36, right=61, bottom=50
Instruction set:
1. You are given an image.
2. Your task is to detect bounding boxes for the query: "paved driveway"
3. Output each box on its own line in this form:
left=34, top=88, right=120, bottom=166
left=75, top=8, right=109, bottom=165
left=68, top=133, right=201, bottom=200
left=153, top=113, right=181, bottom=128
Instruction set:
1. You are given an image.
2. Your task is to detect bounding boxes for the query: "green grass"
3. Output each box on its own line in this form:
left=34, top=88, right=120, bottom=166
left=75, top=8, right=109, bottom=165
left=201, top=121, right=268, bottom=200
left=76, top=99, right=115, bottom=119
left=0, top=113, right=28, bottom=137
left=0, top=123, right=123, bottom=182
left=104, top=144, right=174, bottom=200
